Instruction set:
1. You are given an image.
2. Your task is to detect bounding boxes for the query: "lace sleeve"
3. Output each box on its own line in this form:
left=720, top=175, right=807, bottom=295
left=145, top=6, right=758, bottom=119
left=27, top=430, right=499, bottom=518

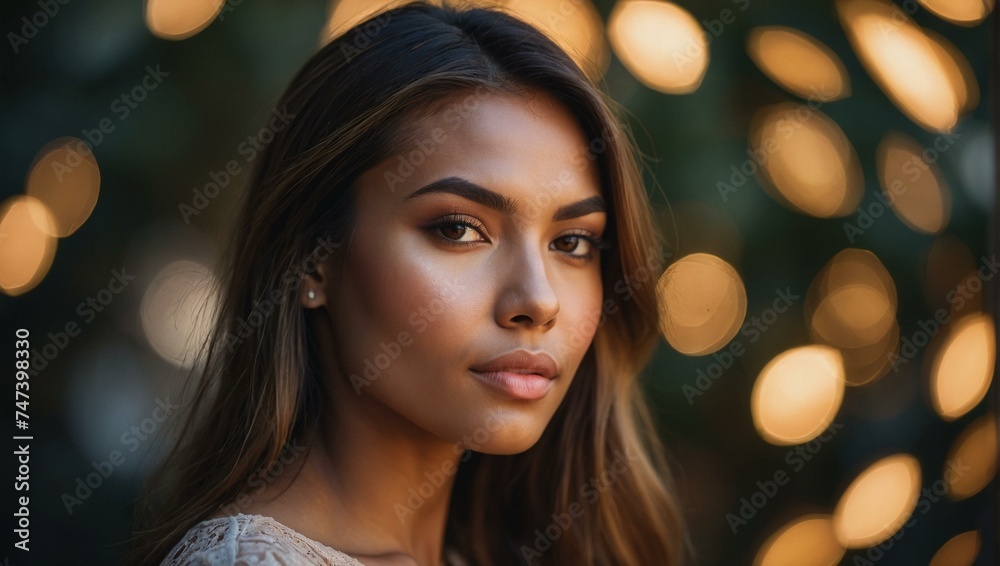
left=161, top=515, right=367, bottom=566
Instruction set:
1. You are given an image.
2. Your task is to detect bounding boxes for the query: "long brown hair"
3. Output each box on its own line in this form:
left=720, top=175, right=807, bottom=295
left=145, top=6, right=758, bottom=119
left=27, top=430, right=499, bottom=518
left=126, top=2, right=686, bottom=564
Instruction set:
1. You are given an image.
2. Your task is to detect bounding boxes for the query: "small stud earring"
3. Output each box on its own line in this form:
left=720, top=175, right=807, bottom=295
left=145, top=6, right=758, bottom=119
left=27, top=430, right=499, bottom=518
left=307, top=289, right=316, bottom=300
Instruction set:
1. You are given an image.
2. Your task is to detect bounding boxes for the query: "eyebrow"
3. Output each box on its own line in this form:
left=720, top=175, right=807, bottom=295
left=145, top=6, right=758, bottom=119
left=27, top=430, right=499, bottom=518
left=404, top=176, right=606, bottom=221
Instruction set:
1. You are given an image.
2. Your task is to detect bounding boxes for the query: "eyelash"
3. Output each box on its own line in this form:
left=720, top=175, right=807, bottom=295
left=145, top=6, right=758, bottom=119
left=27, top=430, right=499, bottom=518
left=423, top=212, right=610, bottom=263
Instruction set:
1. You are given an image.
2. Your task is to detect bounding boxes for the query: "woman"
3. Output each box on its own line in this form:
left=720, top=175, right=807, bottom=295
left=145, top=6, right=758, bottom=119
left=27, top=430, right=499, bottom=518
left=126, top=2, right=686, bottom=564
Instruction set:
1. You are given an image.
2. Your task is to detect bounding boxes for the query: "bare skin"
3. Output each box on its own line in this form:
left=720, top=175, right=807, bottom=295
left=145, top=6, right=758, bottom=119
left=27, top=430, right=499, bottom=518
left=223, top=89, right=607, bottom=566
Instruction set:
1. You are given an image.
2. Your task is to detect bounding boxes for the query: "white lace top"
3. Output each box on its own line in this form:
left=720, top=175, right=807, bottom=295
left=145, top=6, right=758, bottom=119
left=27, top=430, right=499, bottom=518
left=161, top=513, right=468, bottom=566
left=161, top=514, right=364, bottom=565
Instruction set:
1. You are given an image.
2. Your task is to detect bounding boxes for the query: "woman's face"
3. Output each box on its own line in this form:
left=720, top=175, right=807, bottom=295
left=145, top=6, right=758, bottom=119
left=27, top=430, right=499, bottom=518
left=312, top=89, right=606, bottom=454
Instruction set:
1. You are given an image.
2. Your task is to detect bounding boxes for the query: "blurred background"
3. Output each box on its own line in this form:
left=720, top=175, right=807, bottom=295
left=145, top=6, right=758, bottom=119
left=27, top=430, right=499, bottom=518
left=1, top=0, right=996, bottom=564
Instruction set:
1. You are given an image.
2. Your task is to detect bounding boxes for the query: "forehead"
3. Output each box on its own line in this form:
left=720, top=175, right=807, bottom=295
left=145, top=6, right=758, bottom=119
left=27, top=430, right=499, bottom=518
left=358, top=90, right=604, bottom=207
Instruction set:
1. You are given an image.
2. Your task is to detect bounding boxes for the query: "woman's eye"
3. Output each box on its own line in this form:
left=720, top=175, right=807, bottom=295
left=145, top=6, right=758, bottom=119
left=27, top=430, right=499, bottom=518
left=425, top=216, right=488, bottom=245
left=426, top=216, right=604, bottom=262
left=553, top=235, right=588, bottom=255
left=438, top=222, right=484, bottom=242
left=552, top=233, right=606, bottom=262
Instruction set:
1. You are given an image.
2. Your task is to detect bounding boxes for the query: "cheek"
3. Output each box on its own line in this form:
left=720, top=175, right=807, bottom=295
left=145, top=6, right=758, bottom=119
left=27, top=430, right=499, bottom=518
left=340, top=230, right=482, bottom=371
left=559, top=274, right=605, bottom=349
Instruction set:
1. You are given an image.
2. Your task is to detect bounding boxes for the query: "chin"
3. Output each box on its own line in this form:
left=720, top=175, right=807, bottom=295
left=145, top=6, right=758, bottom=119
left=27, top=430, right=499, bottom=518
left=459, top=411, right=552, bottom=456
left=475, top=438, right=544, bottom=456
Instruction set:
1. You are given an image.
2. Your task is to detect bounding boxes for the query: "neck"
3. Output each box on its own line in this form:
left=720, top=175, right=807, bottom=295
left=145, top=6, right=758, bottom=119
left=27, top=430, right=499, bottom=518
left=258, top=313, right=465, bottom=565
left=307, top=374, right=462, bottom=565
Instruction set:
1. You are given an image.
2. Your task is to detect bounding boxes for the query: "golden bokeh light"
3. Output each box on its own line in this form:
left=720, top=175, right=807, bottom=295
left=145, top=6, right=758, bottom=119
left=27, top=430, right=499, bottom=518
left=917, top=0, right=995, bottom=26
left=836, top=0, right=963, bottom=132
left=321, top=0, right=608, bottom=79
left=494, top=0, right=608, bottom=79
left=656, top=253, right=747, bottom=356
left=811, top=285, right=895, bottom=349
left=145, top=0, right=226, bottom=40
left=750, top=102, right=863, bottom=218
left=833, top=454, right=921, bottom=548
left=0, top=196, right=58, bottom=296
left=818, top=249, right=898, bottom=310
left=608, top=0, right=709, bottom=94
left=754, top=515, right=845, bottom=566
left=876, top=132, right=951, bottom=235
left=945, top=414, right=997, bottom=500
left=838, top=321, right=900, bottom=387
left=930, top=314, right=995, bottom=420
left=806, top=250, right=899, bottom=384
left=140, top=260, right=219, bottom=368
left=747, top=26, right=850, bottom=101
left=25, top=137, right=100, bottom=238
left=924, top=28, right=980, bottom=114
left=946, top=272, right=986, bottom=320
left=751, top=345, right=845, bottom=445
left=929, top=531, right=980, bottom=566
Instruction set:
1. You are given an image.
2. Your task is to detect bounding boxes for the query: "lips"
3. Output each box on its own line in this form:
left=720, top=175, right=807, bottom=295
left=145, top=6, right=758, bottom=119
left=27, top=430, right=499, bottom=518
left=469, top=350, right=560, bottom=400
left=470, top=349, right=559, bottom=380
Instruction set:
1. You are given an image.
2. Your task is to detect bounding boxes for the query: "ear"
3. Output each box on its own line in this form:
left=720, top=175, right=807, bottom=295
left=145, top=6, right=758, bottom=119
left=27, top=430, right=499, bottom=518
left=300, top=259, right=334, bottom=309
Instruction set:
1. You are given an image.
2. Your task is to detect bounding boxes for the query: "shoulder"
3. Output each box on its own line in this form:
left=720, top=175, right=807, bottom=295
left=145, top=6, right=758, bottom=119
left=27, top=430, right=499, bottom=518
left=160, top=513, right=367, bottom=566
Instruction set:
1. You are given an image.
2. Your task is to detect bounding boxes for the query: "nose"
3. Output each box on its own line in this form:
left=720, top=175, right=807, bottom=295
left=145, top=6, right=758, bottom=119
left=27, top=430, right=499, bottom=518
left=495, top=243, right=560, bottom=330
